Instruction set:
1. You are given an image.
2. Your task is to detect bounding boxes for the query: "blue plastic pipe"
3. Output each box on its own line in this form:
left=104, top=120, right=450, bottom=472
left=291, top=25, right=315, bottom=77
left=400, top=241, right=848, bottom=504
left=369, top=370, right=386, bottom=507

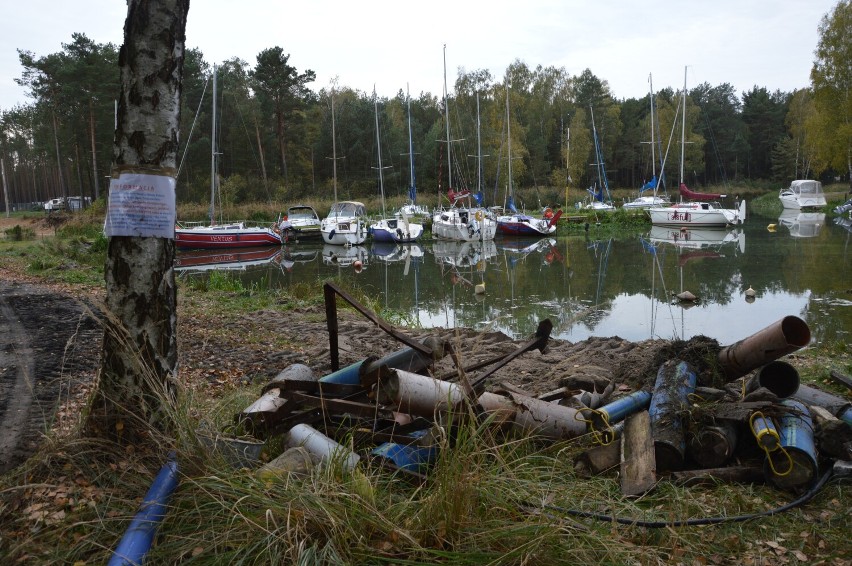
left=319, top=360, right=366, bottom=385
left=108, top=453, right=180, bottom=566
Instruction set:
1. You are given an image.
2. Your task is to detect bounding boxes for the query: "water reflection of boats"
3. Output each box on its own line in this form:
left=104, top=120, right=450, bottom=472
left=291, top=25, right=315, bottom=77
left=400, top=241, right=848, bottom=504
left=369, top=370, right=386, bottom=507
left=280, top=245, right=319, bottom=271
left=432, top=240, right=497, bottom=268
left=778, top=210, right=825, bottom=238
left=174, top=246, right=282, bottom=273
left=835, top=215, right=852, bottom=233
left=371, top=242, right=424, bottom=263
left=648, top=225, right=745, bottom=253
left=496, top=237, right=563, bottom=265
left=322, top=244, right=368, bottom=268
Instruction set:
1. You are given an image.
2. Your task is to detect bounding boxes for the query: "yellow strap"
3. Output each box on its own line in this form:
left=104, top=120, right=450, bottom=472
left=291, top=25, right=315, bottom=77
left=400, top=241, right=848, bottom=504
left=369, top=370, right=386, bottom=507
left=749, top=411, right=794, bottom=477
left=575, top=407, right=614, bottom=446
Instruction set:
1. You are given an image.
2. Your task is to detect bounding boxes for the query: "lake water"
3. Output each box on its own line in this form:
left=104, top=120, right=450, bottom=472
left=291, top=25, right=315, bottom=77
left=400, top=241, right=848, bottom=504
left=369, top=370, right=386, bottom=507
left=176, top=211, right=852, bottom=347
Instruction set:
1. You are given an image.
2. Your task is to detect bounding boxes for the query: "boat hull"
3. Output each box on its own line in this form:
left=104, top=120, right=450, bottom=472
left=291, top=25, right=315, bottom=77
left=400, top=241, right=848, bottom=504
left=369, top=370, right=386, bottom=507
left=648, top=201, right=744, bottom=227
left=497, top=209, right=560, bottom=237
left=175, top=226, right=282, bottom=249
left=779, top=194, right=827, bottom=210
left=321, top=220, right=367, bottom=245
left=370, top=217, right=424, bottom=243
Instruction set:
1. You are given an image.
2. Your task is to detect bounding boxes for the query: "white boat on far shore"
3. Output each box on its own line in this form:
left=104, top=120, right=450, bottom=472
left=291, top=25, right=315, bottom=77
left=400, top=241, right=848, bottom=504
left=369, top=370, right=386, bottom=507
left=779, top=180, right=826, bottom=210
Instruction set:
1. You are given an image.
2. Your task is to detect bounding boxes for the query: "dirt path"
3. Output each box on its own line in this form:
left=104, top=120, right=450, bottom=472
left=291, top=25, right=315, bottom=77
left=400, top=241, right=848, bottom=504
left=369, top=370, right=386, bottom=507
left=0, top=281, right=101, bottom=473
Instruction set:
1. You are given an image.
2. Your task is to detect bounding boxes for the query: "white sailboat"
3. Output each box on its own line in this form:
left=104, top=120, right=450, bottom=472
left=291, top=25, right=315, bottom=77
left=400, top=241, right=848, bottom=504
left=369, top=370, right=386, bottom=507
left=321, top=92, right=368, bottom=246
left=584, top=106, right=616, bottom=212
left=496, top=81, right=562, bottom=236
left=623, top=73, right=670, bottom=210
left=648, top=67, right=745, bottom=228
left=431, top=45, right=496, bottom=242
left=398, top=85, right=430, bottom=220
left=369, top=90, right=423, bottom=243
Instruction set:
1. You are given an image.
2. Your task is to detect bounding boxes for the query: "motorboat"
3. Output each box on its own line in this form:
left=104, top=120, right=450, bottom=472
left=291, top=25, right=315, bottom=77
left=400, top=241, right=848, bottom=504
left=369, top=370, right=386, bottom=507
left=281, top=204, right=321, bottom=238
left=779, top=180, right=827, bottom=210
left=321, top=201, right=368, bottom=245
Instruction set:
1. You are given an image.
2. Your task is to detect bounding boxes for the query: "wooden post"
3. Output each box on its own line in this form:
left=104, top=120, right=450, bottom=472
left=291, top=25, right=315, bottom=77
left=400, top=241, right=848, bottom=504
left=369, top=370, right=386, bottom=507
left=620, top=410, right=656, bottom=496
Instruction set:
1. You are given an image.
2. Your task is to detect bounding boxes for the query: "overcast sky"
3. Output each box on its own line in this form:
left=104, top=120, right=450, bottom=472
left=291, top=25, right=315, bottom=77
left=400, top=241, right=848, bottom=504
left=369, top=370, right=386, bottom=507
left=0, top=0, right=839, bottom=111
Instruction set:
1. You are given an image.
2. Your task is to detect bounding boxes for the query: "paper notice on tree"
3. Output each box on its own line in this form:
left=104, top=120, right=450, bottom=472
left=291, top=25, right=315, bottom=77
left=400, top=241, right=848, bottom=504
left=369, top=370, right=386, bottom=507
left=104, top=173, right=176, bottom=238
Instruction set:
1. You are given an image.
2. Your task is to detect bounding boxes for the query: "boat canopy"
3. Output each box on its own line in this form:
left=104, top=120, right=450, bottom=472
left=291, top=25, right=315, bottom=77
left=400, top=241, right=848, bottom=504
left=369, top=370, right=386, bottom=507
left=787, top=180, right=823, bottom=196
left=329, top=201, right=366, bottom=217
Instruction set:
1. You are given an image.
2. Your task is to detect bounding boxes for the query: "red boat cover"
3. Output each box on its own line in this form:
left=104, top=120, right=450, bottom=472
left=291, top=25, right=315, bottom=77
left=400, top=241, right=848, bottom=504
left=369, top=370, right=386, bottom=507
left=679, top=183, right=725, bottom=201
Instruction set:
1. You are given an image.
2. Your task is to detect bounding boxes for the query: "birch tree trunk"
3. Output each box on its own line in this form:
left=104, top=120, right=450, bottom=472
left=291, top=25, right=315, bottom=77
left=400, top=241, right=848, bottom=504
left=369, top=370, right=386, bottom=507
left=87, top=0, right=189, bottom=442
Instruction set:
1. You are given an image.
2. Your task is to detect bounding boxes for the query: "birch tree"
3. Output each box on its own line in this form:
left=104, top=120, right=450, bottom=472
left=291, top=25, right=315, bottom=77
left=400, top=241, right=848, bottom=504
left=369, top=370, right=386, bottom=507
left=87, top=0, right=189, bottom=442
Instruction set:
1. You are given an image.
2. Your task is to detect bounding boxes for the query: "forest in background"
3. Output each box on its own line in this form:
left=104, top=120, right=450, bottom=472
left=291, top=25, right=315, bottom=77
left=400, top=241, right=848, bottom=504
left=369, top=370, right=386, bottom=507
left=0, top=1, right=849, bottom=212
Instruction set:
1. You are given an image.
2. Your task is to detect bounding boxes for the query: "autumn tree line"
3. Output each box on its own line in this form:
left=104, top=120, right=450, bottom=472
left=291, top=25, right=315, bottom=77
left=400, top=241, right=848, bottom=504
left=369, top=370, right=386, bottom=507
left=1, top=2, right=849, bottom=212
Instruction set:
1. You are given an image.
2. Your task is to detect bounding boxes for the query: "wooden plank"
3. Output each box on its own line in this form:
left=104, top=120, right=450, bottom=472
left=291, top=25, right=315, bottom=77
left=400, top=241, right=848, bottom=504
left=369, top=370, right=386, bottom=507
left=620, top=410, right=656, bottom=496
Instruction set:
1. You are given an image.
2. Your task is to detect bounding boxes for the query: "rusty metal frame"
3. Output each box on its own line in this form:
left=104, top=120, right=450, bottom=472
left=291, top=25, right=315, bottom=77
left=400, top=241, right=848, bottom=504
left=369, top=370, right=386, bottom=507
left=324, top=281, right=433, bottom=371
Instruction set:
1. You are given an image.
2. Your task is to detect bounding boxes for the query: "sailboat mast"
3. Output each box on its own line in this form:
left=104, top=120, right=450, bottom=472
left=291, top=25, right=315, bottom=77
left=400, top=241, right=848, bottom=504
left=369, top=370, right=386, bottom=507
left=406, top=84, right=416, bottom=203
left=209, top=64, right=217, bottom=225
left=649, top=73, right=656, bottom=180
left=374, top=90, right=386, bottom=217
left=331, top=92, right=338, bottom=207
left=443, top=44, right=452, bottom=191
left=506, top=82, right=513, bottom=207
left=590, top=105, right=603, bottom=191
left=680, top=66, right=687, bottom=185
left=476, top=93, right=482, bottom=195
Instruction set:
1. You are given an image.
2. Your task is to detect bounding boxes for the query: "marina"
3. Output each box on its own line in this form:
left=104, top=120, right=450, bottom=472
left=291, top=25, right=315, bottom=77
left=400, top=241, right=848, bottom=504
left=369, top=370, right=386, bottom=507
left=177, top=214, right=852, bottom=346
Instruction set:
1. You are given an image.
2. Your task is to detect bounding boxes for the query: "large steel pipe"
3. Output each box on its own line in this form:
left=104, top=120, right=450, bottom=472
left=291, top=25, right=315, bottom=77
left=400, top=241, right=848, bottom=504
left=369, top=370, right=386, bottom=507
left=718, top=316, right=810, bottom=380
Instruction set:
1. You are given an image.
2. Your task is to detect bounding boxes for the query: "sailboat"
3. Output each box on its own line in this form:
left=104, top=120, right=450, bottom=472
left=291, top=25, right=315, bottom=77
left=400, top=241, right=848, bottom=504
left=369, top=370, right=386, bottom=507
left=175, top=65, right=283, bottom=249
left=321, top=92, right=369, bottom=246
left=496, top=81, right=563, bottom=236
left=584, top=106, right=616, bottom=212
left=369, top=90, right=423, bottom=243
left=648, top=67, right=745, bottom=227
left=431, top=45, right=497, bottom=242
left=623, top=73, right=671, bottom=210
left=397, top=86, right=430, bottom=220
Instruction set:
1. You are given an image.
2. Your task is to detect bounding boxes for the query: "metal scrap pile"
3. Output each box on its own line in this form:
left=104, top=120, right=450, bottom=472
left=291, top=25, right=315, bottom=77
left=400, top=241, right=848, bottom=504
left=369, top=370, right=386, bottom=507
left=221, top=283, right=852, bottom=495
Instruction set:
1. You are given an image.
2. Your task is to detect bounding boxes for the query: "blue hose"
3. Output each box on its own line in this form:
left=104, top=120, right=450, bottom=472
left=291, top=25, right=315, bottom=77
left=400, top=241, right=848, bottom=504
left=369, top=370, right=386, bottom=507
left=108, top=453, right=179, bottom=565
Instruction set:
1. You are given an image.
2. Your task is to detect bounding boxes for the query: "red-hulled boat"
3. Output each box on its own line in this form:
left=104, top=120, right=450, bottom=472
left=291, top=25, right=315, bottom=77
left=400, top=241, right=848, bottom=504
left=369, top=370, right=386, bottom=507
left=174, top=223, right=282, bottom=249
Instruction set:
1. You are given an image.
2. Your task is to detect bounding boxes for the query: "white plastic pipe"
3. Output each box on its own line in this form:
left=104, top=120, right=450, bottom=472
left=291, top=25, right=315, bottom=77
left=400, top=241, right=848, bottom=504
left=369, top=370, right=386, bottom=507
left=286, top=423, right=360, bottom=472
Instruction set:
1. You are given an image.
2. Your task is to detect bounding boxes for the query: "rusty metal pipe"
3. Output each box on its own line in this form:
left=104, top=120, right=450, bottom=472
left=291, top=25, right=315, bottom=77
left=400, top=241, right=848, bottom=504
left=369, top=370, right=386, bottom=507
left=718, top=316, right=811, bottom=380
